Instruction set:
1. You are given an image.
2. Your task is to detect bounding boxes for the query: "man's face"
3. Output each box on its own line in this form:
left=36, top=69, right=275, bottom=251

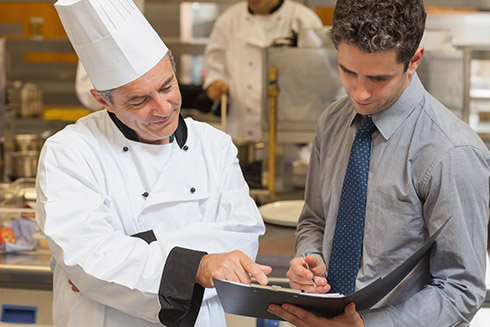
left=104, top=56, right=181, bottom=144
left=247, top=0, right=279, bottom=15
left=337, top=41, right=421, bottom=116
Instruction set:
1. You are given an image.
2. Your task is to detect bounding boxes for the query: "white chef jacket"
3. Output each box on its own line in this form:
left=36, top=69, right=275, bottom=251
left=203, top=0, right=323, bottom=141
left=36, top=110, right=265, bottom=326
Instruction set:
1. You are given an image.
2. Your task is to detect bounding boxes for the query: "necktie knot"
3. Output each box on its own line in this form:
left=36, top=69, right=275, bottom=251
left=357, top=116, right=376, bottom=138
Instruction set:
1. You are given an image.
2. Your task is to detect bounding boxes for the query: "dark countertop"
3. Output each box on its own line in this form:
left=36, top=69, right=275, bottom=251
left=256, top=223, right=296, bottom=279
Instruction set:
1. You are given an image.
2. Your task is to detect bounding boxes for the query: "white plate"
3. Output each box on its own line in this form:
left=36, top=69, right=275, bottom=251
left=259, top=200, right=304, bottom=227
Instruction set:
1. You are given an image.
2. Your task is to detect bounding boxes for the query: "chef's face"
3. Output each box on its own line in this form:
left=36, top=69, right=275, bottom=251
left=337, top=41, right=423, bottom=116
left=101, top=56, right=181, bottom=144
left=248, top=0, right=280, bottom=15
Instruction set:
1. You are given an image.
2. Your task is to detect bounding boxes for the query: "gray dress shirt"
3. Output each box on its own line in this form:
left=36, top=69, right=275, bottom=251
left=296, top=74, right=490, bottom=326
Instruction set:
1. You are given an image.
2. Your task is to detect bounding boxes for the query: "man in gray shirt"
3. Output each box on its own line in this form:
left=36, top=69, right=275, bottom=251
left=268, top=0, right=490, bottom=326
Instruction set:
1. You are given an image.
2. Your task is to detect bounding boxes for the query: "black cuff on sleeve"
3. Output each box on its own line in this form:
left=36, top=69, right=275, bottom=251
left=158, top=247, right=207, bottom=327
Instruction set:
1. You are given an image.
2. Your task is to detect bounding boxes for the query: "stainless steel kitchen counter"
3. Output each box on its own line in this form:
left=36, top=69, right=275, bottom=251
left=0, top=249, right=52, bottom=290
left=0, top=223, right=296, bottom=287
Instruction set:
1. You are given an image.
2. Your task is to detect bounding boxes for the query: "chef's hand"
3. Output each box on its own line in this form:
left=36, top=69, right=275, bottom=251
left=206, top=80, right=229, bottom=102
left=196, top=250, right=272, bottom=288
left=287, top=254, right=329, bottom=293
left=268, top=302, right=364, bottom=327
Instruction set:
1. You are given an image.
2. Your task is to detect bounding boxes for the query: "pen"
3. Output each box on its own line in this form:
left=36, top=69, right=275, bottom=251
left=302, top=253, right=317, bottom=287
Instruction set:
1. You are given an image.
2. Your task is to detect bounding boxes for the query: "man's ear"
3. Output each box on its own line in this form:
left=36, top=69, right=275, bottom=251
left=90, top=89, right=113, bottom=112
left=407, top=47, right=424, bottom=76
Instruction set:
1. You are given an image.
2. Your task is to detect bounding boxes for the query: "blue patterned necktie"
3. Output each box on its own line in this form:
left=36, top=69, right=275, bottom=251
left=328, top=116, right=376, bottom=295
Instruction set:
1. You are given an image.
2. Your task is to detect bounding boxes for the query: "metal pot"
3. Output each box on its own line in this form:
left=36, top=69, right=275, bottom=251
left=9, top=151, right=39, bottom=179
left=13, top=134, right=43, bottom=152
left=19, top=82, right=43, bottom=118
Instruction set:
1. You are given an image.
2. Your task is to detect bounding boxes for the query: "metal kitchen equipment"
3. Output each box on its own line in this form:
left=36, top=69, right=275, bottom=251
left=12, top=134, right=43, bottom=152
left=260, top=27, right=467, bottom=193
left=261, top=27, right=342, bottom=192
left=19, top=82, right=43, bottom=118
left=262, top=28, right=341, bottom=145
left=9, top=151, right=39, bottom=180
left=418, top=29, right=465, bottom=120
left=3, top=134, right=46, bottom=181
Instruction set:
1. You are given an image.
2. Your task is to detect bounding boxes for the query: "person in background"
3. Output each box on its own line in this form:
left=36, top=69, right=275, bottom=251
left=36, top=1, right=271, bottom=326
left=268, top=0, right=490, bottom=326
left=74, top=0, right=145, bottom=111
left=202, top=0, right=322, bottom=141
left=75, top=62, right=103, bottom=110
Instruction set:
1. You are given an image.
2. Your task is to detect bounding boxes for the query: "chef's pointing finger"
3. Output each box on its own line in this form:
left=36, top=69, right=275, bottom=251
left=240, top=255, right=271, bottom=285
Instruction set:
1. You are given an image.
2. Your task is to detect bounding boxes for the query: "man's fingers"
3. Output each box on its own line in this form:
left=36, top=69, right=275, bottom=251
left=313, top=276, right=329, bottom=288
left=287, top=258, right=314, bottom=284
left=345, top=302, right=356, bottom=315
left=268, top=304, right=302, bottom=326
left=240, top=255, right=270, bottom=285
left=197, top=251, right=272, bottom=288
left=288, top=257, right=308, bottom=276
left=221, top=83, right=229, bottom=95
left=305, top=254, right=327, bottom=276
left=268, top=303, right=317, bottom=327
left=259, top=264, right=272, bottom=275
left=207, top=80, right=229, bottom=102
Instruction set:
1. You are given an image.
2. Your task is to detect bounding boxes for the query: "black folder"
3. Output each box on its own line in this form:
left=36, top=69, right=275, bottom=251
left=214, top=217, right=451, bottom=320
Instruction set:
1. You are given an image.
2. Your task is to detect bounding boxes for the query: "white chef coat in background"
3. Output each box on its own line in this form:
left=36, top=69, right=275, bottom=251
left=36, top=111, right=265, bottom=326
left=203, top=0, right=323, bottom=141
left=75, top=61, right=103, bottom=111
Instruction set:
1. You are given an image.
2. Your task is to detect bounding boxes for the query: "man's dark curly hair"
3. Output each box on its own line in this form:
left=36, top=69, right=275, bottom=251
left=330, top=0, right=426, bottom=71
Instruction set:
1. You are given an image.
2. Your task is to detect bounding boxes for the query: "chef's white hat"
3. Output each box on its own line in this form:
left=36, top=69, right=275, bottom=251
left=55, top=0, right=168, bottom=91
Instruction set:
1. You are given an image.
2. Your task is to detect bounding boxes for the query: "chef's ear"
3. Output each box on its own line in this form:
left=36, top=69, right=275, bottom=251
left=90, top=89, right=112, bottom=110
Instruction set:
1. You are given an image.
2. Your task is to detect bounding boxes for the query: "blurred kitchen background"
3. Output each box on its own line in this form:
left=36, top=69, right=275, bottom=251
left=1, top=0, right=490, bottom=326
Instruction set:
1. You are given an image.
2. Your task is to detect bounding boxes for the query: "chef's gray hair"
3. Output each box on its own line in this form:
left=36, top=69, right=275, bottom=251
left=97, top=50, right=176, bottom=105
left=330, top=0, right=426, bottom=71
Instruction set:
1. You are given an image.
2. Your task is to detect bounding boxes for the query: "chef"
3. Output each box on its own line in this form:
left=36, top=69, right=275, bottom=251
left=203, top=0, right=323, bottom=141
left=36, top=1, right=271, bottom=326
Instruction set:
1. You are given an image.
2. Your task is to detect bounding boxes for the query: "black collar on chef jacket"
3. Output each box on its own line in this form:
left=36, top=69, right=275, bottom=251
left=248, top=0, right=284, bottom=14
left=107, top=111, right=188, bottom=149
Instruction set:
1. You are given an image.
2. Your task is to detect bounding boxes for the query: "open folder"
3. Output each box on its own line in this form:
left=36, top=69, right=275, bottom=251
left=214, top=217, right=451, bottom=320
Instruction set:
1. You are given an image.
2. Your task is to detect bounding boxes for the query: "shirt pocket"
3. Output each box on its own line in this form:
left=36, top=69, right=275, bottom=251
left=364, top=188, right=427, bottom=262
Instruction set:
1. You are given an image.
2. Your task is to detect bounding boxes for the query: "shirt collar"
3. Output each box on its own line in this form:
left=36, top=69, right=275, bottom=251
left=107, top=111, right=188, bottom=148
left=372, top=73, right=425, bottom=140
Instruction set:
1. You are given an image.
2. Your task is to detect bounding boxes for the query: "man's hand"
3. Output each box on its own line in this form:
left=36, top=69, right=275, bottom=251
left=68, top=279, right=79, bottom=292
left=196, top=250, right=272, bottom=288
left=287, top=254, right=329, bottom=293
left=206, top=80, right=229, bottom=102
left=268, top=302, right=364, bottom=327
